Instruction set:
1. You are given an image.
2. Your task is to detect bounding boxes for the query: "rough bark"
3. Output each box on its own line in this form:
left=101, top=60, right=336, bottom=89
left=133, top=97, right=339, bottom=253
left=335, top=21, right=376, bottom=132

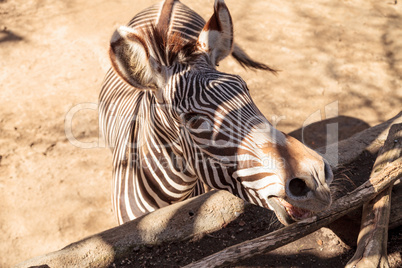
left=316, top=111, right=402, bottom=171
left=345, top=124, right=402, bottom=268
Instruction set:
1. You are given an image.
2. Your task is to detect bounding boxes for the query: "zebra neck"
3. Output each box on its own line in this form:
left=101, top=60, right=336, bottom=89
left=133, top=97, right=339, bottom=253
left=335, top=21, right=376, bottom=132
left=134, top=92, right=199, bottom=193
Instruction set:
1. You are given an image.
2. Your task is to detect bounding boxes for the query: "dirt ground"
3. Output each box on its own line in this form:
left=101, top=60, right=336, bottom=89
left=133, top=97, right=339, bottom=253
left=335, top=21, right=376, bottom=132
left=0, top=0, right=401, bottom=267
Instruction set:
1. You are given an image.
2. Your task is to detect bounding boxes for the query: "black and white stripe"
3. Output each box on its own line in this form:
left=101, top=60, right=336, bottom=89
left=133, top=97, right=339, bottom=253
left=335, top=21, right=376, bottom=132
left=100, top=0, right=332, bottom=226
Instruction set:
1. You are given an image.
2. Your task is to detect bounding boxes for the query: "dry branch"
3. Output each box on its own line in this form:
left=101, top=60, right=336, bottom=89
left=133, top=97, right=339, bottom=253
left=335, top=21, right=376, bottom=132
left=185, top=158, right=402, bottom=268
left=346, top=124, right=402, bottom=268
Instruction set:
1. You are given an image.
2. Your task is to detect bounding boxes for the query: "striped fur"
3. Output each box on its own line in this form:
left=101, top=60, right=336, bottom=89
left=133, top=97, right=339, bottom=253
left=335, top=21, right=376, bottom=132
left=100, top=0, right=332, bottom=225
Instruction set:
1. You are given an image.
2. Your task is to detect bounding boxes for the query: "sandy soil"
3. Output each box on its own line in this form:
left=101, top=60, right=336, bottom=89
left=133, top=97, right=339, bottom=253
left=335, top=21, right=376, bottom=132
left=0, top=0, right=401, bottom=267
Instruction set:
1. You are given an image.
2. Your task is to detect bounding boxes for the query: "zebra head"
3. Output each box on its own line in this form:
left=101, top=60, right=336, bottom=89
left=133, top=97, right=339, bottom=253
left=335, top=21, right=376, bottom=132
left=108, top=0, right=333, bottom=225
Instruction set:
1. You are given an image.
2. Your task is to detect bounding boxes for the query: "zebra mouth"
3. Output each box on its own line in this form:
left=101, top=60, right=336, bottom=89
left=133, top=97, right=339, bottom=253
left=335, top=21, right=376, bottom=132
left=267, top=197, right=313, bottom=225
left=278, top=198, right=313, bottom=221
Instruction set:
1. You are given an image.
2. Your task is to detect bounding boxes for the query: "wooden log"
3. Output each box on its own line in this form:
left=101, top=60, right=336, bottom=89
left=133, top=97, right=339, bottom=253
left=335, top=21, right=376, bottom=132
left=185, top=158, right=402, bottom=268
left=316, top=111, right=402, bottom=171
left=14, top=190, right=252, bottom=268
left=389, top=180, right=402, bottom=230
left=346, top=123, right=402, bottom=268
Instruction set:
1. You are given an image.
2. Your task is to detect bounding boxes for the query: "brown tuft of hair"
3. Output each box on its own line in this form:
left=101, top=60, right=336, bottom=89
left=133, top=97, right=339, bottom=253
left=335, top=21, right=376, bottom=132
left=143, top=24, right=199, bottom=67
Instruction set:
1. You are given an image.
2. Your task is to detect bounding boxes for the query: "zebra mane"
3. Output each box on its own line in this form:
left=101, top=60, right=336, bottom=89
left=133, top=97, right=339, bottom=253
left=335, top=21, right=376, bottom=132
left=144, top=24, right=200, bottom=67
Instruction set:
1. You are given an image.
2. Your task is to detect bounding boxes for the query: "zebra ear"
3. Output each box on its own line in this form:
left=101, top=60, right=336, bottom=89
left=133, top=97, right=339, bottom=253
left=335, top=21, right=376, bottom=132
left=109, top=26, right=164, bottom=90
left=197, top=0, right=234, bottom=67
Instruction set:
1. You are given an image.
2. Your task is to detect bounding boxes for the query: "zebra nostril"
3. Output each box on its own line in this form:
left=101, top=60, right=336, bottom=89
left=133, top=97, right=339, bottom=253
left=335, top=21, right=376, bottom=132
left=324, top=161, right=333, bottom=184
left=288, top=178, right=310, bottom=197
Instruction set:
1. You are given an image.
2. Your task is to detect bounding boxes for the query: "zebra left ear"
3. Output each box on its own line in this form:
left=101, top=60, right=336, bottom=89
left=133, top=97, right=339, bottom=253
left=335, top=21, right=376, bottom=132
left=197, top=0, right=234, bottom=67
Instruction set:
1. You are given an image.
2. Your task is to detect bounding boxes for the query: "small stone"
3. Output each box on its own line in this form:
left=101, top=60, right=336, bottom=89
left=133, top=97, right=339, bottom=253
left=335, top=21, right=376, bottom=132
left=317, top=239, right=323, bottom=246
left=239, top=220, right=246, bottom=226
left=236, top=228, right=244, bottom=233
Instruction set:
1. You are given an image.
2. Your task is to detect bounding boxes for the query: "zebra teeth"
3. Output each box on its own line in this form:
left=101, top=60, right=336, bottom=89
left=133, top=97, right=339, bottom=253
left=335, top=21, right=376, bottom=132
left=277, top=198, right=313, bottom=222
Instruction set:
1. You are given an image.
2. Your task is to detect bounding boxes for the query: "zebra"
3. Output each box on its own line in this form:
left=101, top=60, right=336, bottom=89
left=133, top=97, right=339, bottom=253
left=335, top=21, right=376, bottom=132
left=99, top=0, right=333, bottom=226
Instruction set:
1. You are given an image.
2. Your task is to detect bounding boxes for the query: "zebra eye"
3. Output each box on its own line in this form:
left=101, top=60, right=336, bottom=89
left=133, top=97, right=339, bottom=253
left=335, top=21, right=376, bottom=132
left=183, top=113, right=212, bottom=132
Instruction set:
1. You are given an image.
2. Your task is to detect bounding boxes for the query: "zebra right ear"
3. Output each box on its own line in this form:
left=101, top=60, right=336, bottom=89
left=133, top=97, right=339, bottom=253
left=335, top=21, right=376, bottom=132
left=109, top=26, right=164, bottom=90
